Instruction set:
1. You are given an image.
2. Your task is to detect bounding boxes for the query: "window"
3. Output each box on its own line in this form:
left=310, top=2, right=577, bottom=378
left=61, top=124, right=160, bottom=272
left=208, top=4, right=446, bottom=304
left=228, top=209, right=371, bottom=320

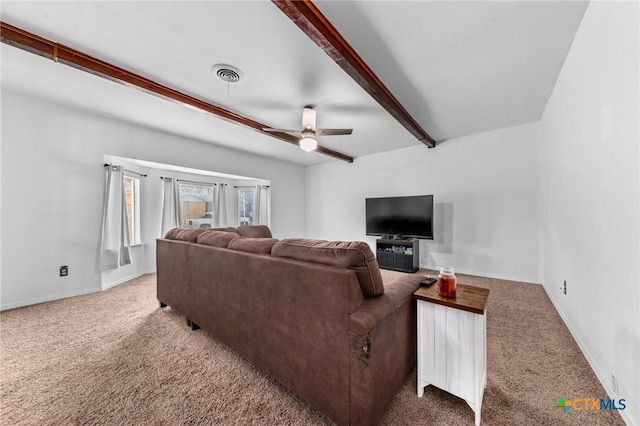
left=237, top=187, right=255, bottom=226
left=124, top=176, right=141, bottom=245
left=178, top=182, right=214, bottom=228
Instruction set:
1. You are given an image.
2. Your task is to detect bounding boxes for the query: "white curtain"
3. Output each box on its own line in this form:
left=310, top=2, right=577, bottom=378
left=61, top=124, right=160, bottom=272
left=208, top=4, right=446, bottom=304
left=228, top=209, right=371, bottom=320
left=99, top=165, right=131, bottom=271
left=253, top=185, right=271, bottom=227
left=160, top=177, right=180, bottom=236
left=214, top=183, right=228, bottom=227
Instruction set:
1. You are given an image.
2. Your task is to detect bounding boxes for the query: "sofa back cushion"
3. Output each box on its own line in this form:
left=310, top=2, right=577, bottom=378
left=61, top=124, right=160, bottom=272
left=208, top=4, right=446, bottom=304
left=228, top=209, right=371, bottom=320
left=271, top=239, right=384, bottom=298
left=197, top=230, right=240, bottom=248
left=164, top=228, right=212, bottom=242
left=210, top=227, right=240, bottom=234
left=228, top=237, right=279, bottom=255
left=237, top=225, right=273, bottom=238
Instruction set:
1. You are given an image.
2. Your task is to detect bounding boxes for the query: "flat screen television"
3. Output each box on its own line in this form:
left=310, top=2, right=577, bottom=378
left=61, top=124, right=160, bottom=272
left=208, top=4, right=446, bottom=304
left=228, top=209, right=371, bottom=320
left=366, top=195, right=433, bottom=239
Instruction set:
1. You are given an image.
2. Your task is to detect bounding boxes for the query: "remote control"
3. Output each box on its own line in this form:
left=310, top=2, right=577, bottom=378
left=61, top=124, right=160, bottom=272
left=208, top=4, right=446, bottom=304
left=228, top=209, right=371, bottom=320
left=420, top=277, right=437, bottom=287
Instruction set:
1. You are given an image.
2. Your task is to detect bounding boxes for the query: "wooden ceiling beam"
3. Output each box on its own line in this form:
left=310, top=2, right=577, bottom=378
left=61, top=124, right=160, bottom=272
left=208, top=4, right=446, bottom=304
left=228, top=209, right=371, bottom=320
left=272, top=0, right=436, bottom=148
left=0, top=21, right=354, bottom=163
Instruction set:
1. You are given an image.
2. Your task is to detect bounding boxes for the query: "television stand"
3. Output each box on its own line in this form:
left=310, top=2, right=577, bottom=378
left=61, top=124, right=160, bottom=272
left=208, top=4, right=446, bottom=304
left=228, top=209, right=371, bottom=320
left=382, top=235, right=411, bottom=241
left=375, top=238, right=419, bottom=273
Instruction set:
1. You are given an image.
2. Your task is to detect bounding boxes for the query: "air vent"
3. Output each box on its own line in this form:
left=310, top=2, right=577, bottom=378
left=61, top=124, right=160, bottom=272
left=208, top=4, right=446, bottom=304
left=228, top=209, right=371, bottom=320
left=212, top=64, right=243, bottom=83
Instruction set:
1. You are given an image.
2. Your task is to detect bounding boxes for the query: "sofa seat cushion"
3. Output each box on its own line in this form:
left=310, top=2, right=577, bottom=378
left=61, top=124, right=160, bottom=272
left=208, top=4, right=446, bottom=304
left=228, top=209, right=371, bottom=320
left=164, top=228, right=212, bottom=242
left=271, top=239, right=384, bottom=298
left=197, top=230, right=241, bottom=248
left=237, top=225, right=273, bottom=238
left=228, top=237, right=279, bottom=255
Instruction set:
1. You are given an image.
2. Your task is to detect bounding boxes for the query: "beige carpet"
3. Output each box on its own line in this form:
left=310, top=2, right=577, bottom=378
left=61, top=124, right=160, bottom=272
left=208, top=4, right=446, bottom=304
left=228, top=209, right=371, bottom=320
left=0, top=273, right=624, bottom=425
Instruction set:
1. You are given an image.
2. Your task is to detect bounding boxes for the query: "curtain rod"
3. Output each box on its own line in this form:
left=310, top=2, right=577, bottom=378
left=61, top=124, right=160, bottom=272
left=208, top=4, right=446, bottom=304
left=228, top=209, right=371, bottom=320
left=176, top=179, right=220, bottom=186
left=103, top=163, right=147, bottom=177
left=160, top=177, right=228, bottom=187
left=234, top=185, right=270, bottom=189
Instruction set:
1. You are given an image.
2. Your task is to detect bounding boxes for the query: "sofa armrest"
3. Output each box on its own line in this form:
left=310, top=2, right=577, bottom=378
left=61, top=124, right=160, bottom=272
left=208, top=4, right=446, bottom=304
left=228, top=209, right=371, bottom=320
left=349, top=274, right=424, bottom=335
left=348, top=273, right=425, bottom=424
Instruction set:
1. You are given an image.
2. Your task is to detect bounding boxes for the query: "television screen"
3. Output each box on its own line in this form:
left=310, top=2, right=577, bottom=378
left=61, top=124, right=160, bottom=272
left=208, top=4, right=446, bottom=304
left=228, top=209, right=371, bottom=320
left=366, top=195, right=433, bottom=239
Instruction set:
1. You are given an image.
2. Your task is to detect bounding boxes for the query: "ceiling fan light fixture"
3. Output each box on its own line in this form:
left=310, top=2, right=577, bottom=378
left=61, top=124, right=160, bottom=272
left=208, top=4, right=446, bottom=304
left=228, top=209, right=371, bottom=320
left=299, top=137, right=317, bottom=152
left=266, top=106, right=352, bottom=154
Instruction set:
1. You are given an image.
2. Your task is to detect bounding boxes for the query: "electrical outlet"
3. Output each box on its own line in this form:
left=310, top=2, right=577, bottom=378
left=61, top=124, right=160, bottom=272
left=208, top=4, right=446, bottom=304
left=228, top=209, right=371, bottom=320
left=611, top=373, right=619, bottom=395
left=59, top=265, right=68, bottom=277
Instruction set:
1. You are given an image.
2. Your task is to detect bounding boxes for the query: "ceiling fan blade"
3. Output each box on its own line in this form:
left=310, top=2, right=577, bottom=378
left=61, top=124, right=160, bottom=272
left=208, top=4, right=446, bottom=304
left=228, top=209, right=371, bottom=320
left=302, top=107, right=317, bottom=131
left=263, top=128, right=301, bottom=135
left=316, top=128, right=353, bottom=136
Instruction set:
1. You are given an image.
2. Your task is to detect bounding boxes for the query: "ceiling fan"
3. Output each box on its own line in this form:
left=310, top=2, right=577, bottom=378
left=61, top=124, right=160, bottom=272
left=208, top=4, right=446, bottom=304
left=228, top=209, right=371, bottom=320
left=263, top=106, right=353, bottom=152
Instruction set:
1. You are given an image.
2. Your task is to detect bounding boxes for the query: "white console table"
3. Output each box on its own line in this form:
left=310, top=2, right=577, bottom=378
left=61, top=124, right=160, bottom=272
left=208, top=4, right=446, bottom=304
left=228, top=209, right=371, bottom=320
left=414, top=284, right=489, bottom=426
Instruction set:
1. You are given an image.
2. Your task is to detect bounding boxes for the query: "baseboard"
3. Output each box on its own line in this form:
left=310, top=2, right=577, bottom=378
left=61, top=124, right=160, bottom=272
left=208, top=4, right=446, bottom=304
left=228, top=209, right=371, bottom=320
left=1, top=269, right=156, bottom=311
left=461, top=269, right=540, bottom=285
left=0, top=287, right=99, bottom=311
left=543, top=285, right=636, bottom=426
left=101, top=269, right=155, bottom=291
left=420, top=265, right=541, bottom=285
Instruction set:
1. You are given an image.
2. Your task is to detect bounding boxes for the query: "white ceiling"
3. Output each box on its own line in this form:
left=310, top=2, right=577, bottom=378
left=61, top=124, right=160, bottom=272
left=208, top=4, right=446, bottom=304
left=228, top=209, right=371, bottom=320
left=1, top=1, right=588, bottom=166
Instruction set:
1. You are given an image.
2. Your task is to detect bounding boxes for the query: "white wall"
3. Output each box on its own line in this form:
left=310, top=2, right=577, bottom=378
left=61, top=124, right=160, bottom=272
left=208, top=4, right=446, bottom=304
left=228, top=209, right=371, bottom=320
left=305, top=122, right=541, bottom=283
left=538, top=2, right=639, bottom=425
left=0, top=91, right=306, bottom=310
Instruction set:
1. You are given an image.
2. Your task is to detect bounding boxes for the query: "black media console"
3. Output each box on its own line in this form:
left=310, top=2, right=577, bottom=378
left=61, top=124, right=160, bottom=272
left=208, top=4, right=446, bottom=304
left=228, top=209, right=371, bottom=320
left=375, top=238, right=419, bottom=273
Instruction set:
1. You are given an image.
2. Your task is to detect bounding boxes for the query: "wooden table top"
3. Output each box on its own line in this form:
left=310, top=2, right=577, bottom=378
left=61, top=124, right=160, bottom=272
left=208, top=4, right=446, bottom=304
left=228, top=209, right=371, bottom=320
left=413, top=283, right=489, bottom=315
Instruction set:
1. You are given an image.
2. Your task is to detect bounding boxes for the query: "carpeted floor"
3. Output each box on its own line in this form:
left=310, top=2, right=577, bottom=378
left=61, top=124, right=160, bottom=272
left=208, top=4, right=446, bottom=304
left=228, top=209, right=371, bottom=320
left=0, top=272, right=624, bottom=425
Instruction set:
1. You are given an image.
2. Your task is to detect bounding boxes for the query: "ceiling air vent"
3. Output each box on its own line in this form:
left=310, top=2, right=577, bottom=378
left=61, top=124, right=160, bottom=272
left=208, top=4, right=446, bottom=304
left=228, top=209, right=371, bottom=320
left=212, top=64, right=243, bottom=83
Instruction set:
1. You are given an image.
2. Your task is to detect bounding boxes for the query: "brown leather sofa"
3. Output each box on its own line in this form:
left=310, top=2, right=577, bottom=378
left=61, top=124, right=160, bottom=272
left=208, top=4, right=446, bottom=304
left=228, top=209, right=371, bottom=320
left=156, top=226, right=425, bottom=425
